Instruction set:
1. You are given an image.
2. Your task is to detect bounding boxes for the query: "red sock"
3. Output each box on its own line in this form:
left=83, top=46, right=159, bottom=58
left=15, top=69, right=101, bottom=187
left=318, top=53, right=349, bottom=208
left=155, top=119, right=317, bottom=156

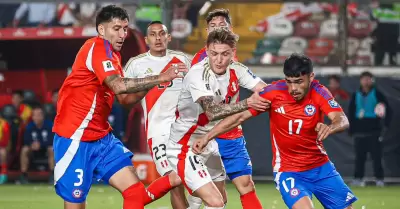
left=0, top=163, right=7, bottom=175
left=122, top=182, right=145, bottom=209
left=143, top=175, right=172, bottom=205
left=240, top=190, right=263, bottom=209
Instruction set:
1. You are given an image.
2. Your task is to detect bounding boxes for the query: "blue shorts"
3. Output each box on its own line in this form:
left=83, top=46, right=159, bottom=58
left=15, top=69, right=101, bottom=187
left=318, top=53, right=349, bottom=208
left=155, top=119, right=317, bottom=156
left=53, top=133, right=133, bottom=203
left=274, top=161, right=357, bottom=209
left=215, top=136, right=252, bottom=180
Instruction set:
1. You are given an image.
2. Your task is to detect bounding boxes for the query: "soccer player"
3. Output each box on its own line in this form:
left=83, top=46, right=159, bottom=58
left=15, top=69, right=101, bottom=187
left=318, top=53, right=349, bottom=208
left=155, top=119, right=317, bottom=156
left=123, top=21, right=192, bottom=209
left=191, top=9, right=238, bottom=66
left=190, top=8, right=265, bottom=209
left=0, top=115, right=10, bottom=184
left=193, top=53, right=358, bottom=209
left=52, top=5, right=187, bottom=209
left=167, top=28, right=269, bottom=209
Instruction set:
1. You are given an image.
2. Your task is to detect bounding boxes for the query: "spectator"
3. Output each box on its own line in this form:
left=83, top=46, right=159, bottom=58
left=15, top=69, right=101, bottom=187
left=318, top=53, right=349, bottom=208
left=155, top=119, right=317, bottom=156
left=13, top=3, right=57, bottom=27
left=0, top=115, right=10, bottom=184
left=44, top=89, right=58, bottom=121
left=328, top=75, right=349, bottom=102
left=349, top=71, right=392, bottom=187
left=19, top=106, right=54, bottom=184
left=12, top=90, right=32, bottom=125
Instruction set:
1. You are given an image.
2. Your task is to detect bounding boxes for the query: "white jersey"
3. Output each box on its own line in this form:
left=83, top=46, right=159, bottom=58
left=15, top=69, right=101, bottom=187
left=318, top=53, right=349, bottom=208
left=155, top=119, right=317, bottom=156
left=123, top=50, right=191, bottom=139
left=169, top=57, right=261, bottom=145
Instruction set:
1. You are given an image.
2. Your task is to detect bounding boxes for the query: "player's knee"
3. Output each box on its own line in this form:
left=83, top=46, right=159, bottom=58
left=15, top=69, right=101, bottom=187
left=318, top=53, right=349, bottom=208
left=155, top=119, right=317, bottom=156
left=166, top=170, right=182, bottom=187
left=204, top=196, right=225, bottom=208
left=234, top=176, right=255, bottom=195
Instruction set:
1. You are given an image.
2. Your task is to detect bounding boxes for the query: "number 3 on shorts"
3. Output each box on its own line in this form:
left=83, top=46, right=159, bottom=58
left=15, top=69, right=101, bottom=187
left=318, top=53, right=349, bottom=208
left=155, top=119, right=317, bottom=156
left=282, top=177, right=295, bottom=193
left=74, top=169, right=83, bottom=186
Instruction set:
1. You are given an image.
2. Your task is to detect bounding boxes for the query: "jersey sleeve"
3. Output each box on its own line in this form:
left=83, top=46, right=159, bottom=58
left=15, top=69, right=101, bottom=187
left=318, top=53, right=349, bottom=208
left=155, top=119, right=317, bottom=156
left=123, top=58, right=139, bottom=78
left=184, top=69, right=214, bottom=103
left=91, top=41, right=120, bottom=84
left=248, top=84, right=277, bottom=116
left=313, top=84, right=343, bottom=115
left=232, top=63, right=262, bottom=90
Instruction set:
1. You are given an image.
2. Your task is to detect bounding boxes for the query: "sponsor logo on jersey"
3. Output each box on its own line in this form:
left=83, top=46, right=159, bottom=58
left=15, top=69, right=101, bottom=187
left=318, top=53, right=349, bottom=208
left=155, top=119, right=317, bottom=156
left=102, top=60, right=115, bottom=72
left=275, top=106, right=286, bottom=114
left=304, top=104, right=316, bottom=116
left=247, top=69, right=256, bottom=79
left=328, top=99, right=340, bottom=108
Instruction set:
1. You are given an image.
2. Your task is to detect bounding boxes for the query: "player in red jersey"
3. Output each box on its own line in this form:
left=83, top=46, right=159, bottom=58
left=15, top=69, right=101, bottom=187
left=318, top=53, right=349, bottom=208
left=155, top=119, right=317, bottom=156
left=191, top=9, right=238, bottom=67
left=194, top=54, right=357, bottom=209
left=52, top=5, right=187, bottom=209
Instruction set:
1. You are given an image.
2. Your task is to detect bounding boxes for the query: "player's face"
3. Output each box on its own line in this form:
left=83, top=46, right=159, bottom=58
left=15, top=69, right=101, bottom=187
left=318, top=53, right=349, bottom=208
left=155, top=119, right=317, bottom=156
left=285, top=73, right=315, bottom=101
left=360, top=76, right=373, bottom=90
left=98, top=18, right=129, bottom=52
left=207, top=43, right=234, bottom=75
left=32, top=108, right=44, bottom=125
left=12, top=94, right=22, bottom=107
left=145, top=24, right=171, bottom=53
left=206, top=16, right=232, bottom=34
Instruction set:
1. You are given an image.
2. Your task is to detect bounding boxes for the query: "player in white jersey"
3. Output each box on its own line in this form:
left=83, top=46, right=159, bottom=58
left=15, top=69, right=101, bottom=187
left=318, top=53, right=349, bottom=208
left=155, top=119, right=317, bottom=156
left=124, top=21, right=191, bottom=208
left=167, top=28, right=270, bottom=208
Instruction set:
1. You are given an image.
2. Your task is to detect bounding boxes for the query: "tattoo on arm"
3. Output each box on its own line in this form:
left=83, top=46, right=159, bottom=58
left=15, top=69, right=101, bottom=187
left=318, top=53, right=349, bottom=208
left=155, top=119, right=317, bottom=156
left=197, top=96, right=248, bottom=121
left=104, top=74, right=162, bottom=94
left=328, top=112, right=350, bottom=134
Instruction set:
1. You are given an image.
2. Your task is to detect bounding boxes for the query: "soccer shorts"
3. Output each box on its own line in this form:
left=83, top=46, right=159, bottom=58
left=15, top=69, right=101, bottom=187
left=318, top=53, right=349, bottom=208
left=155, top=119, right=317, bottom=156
left=216, top=136, right=252, bottom=180
left=148, top=134, right=173, bottom=176
left=273, top=161, right=357, bottom=209
left=166, top=139, right=226, bottom=194
left=53, top=133, right=133, bottom=203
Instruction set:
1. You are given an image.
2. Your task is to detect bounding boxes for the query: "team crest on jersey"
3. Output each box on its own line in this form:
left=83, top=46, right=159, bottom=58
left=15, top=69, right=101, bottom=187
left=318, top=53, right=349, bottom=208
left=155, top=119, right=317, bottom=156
left=290, top=188, right=300, bottom=197
left=304, top=104, right=316, bottom=116
left=72, top=189, right=83, bottom=199
left=328, top=99, right=340, bottom=108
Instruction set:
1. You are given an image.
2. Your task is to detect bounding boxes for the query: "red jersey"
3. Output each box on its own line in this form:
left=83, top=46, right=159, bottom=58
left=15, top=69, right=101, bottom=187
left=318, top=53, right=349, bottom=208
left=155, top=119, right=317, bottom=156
left=53, top=37, right=122, bottom=141
left=0, top=118, right=10, bottom=147
left=249, top=80, right=343, bottom=172
left=191, top=46, right=238, bottom=67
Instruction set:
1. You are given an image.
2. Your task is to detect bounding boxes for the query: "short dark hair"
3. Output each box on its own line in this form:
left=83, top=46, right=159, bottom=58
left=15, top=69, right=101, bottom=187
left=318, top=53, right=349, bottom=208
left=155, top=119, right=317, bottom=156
left=360, top=71, right=373, bottom=79
left=206, top=28, right=238, bottom=49
left=95, top=5, right=129, bottom=32
left=206, top=8, right=232, bottom=25
left=32, top=105, right=44, bottom=112
left=52, top=88, right=59, bottom=95
left=283, top=53, right=313, bottom=77
left=12, top=90, right=24, bottom=97
left=328, top=75, right=341, bottom=82
left=146, top=20, right=168, bottom=34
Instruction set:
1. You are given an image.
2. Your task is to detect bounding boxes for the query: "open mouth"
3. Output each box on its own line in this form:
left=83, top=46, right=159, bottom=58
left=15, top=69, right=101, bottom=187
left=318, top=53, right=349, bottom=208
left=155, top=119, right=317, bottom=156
left=116, top=41, right=124, bottom=46
left=155, top=43, right=162, bottom=47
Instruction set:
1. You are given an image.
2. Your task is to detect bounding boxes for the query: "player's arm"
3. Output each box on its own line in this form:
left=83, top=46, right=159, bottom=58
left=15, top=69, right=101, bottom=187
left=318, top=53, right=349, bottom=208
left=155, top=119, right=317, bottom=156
left=315, top=85, right=349, bottom=141
left=197, top=96, right=250, bottom=121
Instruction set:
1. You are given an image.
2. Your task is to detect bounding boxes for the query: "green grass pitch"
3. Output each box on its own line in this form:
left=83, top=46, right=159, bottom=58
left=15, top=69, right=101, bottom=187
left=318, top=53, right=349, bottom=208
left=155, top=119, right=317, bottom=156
left=0, top=183, right=398, bottom=209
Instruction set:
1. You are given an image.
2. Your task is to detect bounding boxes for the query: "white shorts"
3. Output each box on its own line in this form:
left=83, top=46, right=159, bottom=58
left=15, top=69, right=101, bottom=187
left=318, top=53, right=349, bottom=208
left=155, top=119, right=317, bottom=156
left=148, top=135, right=173, bottom=176
left=166, top=139, right=226, bottom=194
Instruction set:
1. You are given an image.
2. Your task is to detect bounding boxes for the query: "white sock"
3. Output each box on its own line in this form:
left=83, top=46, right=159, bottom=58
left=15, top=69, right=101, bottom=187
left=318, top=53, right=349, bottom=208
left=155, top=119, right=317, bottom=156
left=204, top=207, right=225, bottom=209
left=187, top=194, right=203, bottom=209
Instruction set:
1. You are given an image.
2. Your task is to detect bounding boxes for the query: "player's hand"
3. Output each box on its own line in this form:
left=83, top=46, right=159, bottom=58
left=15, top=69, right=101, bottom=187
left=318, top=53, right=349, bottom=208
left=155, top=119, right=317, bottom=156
left=315, top=122, right=332, bottom=141
left=192, top=137, right=209, bottom=155
left=31, top=141, right=41, bottom=151
left=247, top=91, right=270, bottom=112
left=160, top=63, right=188, bottom=82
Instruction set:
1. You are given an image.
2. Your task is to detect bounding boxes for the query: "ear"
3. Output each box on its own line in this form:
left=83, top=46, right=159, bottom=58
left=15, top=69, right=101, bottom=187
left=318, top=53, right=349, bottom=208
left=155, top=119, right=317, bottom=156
left=98, top=24, right=105, bottom=36
left=309, top=72, right=315, bottom=82
left=144, top=36, right=149, bottom=45
left=167, top=33, right=172, bottom=42
left=205, top=46, right=209, bottom=56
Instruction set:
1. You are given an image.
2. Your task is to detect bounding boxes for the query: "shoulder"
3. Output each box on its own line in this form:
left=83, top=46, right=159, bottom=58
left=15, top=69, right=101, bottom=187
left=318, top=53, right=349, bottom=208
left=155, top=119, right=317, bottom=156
left=310, top=81, right=332, bottom=101
left=230, top=61, right=249, bottom=70
left=26, top=122, right=35, bottom=130
left=260, top=80, right=287, bottom=95
left=168, top=50, right=192, bottom=62
left=44, top=120, right=54, bottom=128
left=185, top=59, right=209, bottom=81
left=125, top=52, right=148, bottom=66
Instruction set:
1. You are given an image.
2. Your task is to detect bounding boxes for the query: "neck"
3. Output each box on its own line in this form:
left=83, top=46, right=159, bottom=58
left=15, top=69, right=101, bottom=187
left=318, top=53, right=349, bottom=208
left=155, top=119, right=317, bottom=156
left=362, top=86, right=371, bottom=93
left=36, top=121, right=43, bottom=128
left=149, top=50, right=167, bottom=57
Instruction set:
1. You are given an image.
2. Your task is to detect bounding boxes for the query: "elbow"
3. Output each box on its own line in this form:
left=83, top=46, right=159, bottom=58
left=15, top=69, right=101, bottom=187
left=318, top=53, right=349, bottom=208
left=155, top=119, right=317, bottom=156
left=205, top=112, right=217, bottom=122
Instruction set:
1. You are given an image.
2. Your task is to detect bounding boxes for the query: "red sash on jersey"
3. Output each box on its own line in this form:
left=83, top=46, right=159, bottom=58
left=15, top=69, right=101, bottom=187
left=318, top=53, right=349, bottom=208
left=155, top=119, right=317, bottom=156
left=217, top=69, right=244, bottom=139
left=144, top=57, right=183, bottom=136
